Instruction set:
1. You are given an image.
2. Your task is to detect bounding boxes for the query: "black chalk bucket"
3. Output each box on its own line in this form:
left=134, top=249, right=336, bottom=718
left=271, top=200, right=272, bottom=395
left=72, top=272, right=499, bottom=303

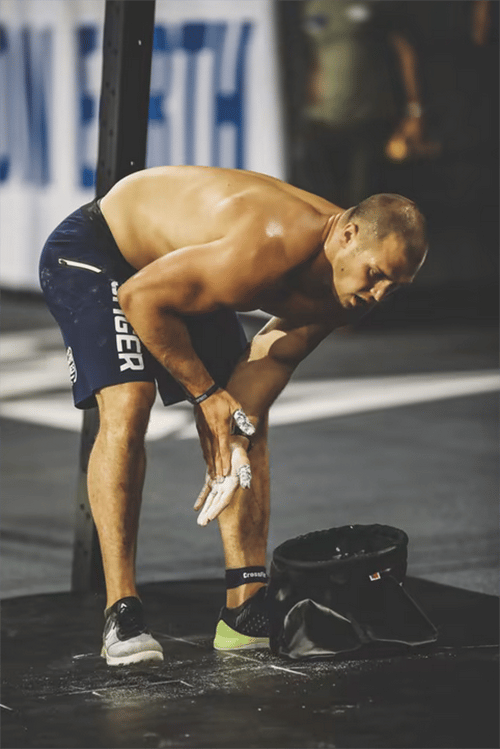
left=268, top=524, right=438, bottom=659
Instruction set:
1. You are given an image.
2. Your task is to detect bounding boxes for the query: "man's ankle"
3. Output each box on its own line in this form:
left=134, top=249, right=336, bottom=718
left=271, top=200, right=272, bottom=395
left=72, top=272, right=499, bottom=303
left=226, top=582, right=266, bottom=609
left=106, top=590, right=140, bottom=612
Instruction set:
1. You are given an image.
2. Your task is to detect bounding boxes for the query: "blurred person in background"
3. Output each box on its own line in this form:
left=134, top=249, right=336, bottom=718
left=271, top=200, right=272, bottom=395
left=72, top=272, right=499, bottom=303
left=294, top=0, right=440, bottom=207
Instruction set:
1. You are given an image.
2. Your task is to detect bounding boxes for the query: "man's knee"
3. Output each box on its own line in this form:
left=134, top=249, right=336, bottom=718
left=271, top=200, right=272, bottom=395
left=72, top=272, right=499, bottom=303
left=96, top=381, right=156, bottom=443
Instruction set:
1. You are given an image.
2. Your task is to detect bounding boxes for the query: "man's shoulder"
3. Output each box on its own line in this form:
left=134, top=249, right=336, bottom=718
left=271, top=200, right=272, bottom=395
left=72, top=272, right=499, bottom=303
left=223, top=183, right=326, bottom=252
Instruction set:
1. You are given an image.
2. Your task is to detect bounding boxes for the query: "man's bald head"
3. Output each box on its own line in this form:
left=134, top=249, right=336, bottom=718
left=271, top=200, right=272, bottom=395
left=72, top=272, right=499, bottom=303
left=345, top=193, right=428, bottom=268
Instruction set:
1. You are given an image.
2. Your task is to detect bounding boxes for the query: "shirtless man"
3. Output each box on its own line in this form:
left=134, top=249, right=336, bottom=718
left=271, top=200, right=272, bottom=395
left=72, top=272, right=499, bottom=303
left=39, top=165, right=428, bottom=666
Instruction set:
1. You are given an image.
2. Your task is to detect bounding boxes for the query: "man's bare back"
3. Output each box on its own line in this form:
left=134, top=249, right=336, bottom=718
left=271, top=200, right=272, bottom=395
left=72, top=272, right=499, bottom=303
left=101, top=166, right=343, bottom=324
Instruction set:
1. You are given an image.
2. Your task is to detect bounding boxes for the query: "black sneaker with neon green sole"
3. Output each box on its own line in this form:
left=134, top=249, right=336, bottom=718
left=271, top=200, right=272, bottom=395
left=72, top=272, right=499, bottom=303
left=214, top=587, right=270, bottom=650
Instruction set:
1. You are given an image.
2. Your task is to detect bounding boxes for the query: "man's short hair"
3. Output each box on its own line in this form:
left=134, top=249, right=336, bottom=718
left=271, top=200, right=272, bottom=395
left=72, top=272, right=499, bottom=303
left=347, top=194, right=428, bottom=260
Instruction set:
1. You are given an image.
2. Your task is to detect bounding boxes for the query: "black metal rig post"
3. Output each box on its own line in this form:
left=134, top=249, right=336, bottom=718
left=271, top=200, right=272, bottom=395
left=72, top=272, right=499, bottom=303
left=71, top=0, right=156, bottom=592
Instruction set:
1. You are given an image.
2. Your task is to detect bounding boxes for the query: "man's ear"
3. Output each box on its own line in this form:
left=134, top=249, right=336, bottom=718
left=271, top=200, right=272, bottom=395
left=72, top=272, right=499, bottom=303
left=342, top=222, right=359, bottom=247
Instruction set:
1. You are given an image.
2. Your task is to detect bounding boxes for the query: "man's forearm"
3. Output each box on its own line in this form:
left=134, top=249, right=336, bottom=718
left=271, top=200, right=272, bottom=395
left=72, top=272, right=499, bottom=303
left=117, top=289, right=215, bottom=400
left=224, top=319, right=322, bottom=425
left=226, top=316, right=335, bottom=426
left=225, top=347, right=294, bottom=426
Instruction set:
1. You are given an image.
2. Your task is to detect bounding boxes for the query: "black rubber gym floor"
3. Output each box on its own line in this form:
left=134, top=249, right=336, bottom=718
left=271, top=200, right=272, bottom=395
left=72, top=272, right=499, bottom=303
left=2, top=289, right=499, bottom=748
left=1, top=577, right=499, bottom=749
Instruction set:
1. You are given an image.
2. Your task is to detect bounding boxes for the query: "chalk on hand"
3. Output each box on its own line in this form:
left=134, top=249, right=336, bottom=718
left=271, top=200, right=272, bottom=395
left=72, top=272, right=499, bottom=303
left=237, top=464, right=252, bottom=489
left=197, top=476, right=237, bottom=526
left=196, top=445, right=252, bottom=526
left=232, top=409, right=256, bottom=436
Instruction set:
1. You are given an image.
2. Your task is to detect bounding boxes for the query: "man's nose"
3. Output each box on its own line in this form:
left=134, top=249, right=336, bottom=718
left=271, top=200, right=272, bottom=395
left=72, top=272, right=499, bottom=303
left=372, top=281, right=391, bottom=302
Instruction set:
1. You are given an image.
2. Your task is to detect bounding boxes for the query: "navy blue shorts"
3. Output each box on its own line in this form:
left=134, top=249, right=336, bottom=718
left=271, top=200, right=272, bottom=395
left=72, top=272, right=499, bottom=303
left=39, top=199, right=248, bottom=409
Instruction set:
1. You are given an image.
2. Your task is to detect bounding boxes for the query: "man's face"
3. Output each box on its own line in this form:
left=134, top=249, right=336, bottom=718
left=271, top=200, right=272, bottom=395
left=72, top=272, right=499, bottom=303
left=333, top=230, right=426, bottom=310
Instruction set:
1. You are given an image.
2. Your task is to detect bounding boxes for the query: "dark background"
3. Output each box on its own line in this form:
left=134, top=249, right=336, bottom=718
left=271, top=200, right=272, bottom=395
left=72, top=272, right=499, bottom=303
left=276, top=0, right=499, bottom=328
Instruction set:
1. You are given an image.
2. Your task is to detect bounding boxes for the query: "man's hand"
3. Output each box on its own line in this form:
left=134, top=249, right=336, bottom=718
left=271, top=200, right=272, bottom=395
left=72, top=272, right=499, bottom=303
left=194, top=437, right=252, bottom=525
left=385, top=115, right=441, bottom=162
left=195, top=390, right=255, bottom=479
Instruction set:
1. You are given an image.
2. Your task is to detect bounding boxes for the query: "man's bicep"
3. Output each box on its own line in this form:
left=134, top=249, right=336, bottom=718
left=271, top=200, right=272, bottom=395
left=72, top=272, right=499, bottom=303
left=118, top=244, right=226, bottom=315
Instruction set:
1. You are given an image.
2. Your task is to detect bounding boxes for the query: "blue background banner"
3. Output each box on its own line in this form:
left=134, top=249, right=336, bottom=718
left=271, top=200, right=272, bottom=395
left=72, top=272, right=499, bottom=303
left=0, top=0, right=284, bottom=289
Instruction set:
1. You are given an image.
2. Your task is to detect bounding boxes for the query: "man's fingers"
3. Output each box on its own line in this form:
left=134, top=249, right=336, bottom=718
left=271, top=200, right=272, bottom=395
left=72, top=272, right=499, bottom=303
left=214, top=452, right=226, bottom=482
left=197, top=480, right=223, bottom=526
left=196, top=485, right=216, bottom=525
left=204, top=438, right=216, bottom=479
left=202, top=444, right=216, bottom=480
left=237, top=463, right=252, bottom=490
left=213, top=421, right=232, bottom=478
left=219, top=432, right=232, bottom=477
left=194, top=408, right=216, bottom=477
left=197, top=398, right=254, bottom=479
left=230, top=442, right=252, bottom=489
left=196, top=443, right=252, bottom=525
left=193, top=473, right=212, bottom=511
left=197, top=476, right=239, bottom=526
left=232, top=409, right=256, bottom=437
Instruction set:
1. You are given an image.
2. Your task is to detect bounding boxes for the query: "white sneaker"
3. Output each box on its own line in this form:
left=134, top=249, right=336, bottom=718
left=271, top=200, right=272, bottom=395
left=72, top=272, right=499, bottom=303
left=101, top=597, right=164, bottom=666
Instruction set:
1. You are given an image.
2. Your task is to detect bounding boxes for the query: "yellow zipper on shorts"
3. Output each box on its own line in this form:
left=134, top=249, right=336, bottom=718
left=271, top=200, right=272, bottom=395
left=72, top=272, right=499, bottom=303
left=58, top=258, right=103, bottom=273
